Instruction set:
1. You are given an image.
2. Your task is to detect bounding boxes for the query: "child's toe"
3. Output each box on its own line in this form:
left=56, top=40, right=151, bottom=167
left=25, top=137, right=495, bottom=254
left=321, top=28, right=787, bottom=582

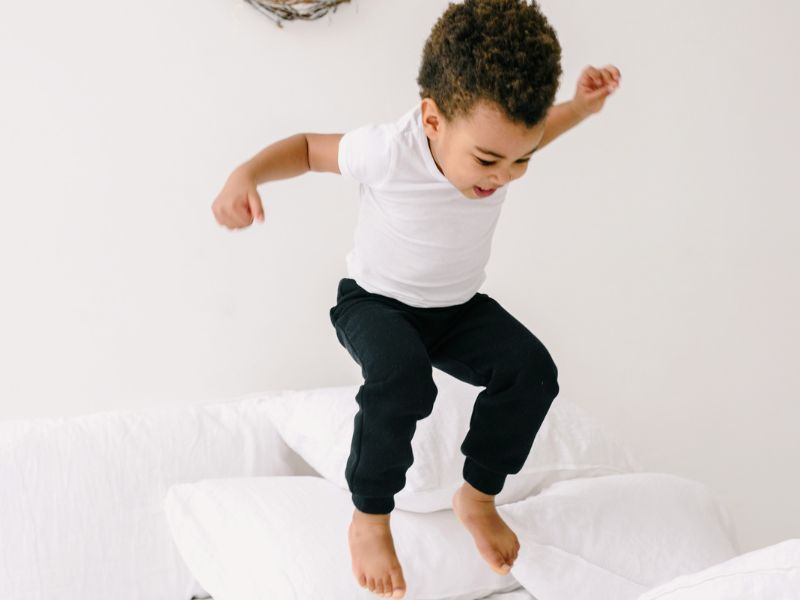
left=390, top=570, right=406, bottom=598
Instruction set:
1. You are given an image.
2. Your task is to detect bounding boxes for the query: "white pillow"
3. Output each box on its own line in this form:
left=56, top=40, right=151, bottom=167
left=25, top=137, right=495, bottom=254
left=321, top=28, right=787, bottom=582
left=480, top=592, right=536, bottom=600
left=503, top=472, right=740, bottom=600
left=164, top=475, right=526, bottom=600
left=0, top=394, right=317, bottom=600
left=262, top=369, right=643, bottom=512
left=164, top=471, right=739, bottom=600
left=636, top=538, right=800, bottom=599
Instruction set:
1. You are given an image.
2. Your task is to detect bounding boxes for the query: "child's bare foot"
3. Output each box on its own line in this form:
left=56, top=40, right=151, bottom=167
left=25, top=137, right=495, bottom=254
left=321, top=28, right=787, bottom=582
left=348, top=509, right=407, bottom=598
left=452, top=482, right=520, bottom=576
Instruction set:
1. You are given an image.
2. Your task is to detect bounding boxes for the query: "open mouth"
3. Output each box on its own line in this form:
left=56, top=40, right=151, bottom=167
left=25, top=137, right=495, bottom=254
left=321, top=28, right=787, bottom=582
left=473, top=186, right=497, bottom=197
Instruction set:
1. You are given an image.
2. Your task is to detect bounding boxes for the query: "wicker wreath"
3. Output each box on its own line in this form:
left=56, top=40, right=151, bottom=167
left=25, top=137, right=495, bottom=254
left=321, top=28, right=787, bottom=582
left=243, top=0, right=353, bottom=27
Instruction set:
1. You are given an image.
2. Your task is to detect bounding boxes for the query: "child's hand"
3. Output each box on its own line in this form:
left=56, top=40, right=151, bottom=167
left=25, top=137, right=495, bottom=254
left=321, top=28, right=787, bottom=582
left=211, top=166, right=265, bottom=230
left=571, top=64, right=621, bottom=119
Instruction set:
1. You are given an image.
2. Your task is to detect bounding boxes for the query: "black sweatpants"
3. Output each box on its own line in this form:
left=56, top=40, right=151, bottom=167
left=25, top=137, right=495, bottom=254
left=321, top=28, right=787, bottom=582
left=328, top=277, right=560, bottom=514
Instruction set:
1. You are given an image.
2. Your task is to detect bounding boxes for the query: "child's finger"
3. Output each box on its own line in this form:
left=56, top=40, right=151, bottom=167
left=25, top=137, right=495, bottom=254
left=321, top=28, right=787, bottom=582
left=599, top=69, right=620, bottom=93
left=604, top=64, right=621, bottom=83
left=248, top=192, right=265, bottom=223
left=587, top=85, right=611, bottom=100
left=585, top=66, right=603, bottom=88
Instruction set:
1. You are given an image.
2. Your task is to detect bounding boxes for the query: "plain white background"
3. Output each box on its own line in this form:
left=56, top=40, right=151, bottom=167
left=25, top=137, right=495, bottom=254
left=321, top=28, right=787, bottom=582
left=1, top=0, right=797, bottom=554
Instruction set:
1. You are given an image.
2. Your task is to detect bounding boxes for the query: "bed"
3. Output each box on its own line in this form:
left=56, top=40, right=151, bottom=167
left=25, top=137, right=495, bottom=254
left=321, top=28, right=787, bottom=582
left=2, top=371, right=797, bottom=599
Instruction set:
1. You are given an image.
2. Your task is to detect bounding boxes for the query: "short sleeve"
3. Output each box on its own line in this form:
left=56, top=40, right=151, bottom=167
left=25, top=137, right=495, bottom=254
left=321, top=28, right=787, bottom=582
left=338, top=122, right=396, bottom=187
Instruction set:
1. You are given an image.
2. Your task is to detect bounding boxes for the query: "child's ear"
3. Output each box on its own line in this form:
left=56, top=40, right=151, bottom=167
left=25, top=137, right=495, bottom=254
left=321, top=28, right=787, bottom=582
left=420, top=97, right=443, bottom=137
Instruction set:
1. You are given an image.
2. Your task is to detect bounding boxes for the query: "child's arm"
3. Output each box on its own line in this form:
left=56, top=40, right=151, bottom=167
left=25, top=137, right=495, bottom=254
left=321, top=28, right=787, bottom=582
left=306, top=133, right=344, bottom=174
left=538, top=64, right=621, bottom=153
left=536, top=101, right=589, bottom=152
left=211, top=133, right=342, bottom=230
left=242, top=132, right=345, bottom=182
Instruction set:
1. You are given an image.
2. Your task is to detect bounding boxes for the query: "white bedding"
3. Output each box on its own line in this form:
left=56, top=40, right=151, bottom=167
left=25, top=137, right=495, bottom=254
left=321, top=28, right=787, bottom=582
left=164, top=472, right=739, bottom=600
left=480, top=592, right=536, bottom=600
left=189, top=543, right=800, bottom=600
left=0, top=395, right=317, bottom=600
left=186, top=581, right=536, bottom=599
left=3, top=374, right=796, bottom=600
left=636, top=538, right=800, bottom=599
left=190, top=587, right=536, bottom=599
left=190, top=588, right=536, bottom=599
left=183, top=537, right=800, bottom=600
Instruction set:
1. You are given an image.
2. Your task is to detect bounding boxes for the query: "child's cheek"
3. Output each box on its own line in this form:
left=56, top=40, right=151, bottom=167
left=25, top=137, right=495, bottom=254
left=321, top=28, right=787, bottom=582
left=454, top=163, right=477, bottom=185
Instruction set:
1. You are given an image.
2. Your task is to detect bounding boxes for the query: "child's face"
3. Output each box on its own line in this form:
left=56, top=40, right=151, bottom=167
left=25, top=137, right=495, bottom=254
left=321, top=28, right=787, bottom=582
left=421, top=98, right=547, bottom=200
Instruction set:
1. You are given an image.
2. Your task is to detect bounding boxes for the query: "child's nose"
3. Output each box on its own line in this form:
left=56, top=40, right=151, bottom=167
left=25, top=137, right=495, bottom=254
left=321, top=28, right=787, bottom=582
left=490, top=171, right=511, bottom=187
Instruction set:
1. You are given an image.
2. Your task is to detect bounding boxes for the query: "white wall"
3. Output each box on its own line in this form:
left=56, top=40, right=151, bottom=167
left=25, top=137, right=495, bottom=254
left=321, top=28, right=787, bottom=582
left=1, top=0, right=797, bottom=554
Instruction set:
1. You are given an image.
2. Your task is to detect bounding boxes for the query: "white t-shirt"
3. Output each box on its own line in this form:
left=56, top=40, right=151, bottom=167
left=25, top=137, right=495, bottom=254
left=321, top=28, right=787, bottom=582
left=338, top=103, right=509, bottom=308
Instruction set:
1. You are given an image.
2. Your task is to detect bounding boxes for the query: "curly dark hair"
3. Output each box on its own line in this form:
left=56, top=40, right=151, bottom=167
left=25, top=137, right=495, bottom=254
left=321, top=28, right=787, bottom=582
left=416, top=0, right=562, bottom=128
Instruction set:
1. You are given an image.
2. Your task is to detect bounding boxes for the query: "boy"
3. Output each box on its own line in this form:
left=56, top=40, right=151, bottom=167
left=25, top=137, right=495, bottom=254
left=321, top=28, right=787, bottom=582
left=212, top=0, right=620, bottom=597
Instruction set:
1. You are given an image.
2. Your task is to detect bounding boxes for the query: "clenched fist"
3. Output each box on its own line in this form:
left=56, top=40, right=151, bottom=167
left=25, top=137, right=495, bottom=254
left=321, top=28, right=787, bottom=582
left=572, top=64, right=622, bottom=118
left=211, top=167, right=265, bottom=230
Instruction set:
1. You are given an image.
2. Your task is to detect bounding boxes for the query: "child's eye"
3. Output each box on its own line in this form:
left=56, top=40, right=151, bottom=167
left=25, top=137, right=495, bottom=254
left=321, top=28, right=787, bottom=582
left=475, top=157, right=531, bottom=166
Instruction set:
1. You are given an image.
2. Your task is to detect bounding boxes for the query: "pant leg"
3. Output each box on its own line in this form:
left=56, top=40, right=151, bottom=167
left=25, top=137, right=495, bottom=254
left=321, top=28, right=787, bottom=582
left=427, top=292, right=560, bottom=496
left=329, top=279, right=438, bottom=514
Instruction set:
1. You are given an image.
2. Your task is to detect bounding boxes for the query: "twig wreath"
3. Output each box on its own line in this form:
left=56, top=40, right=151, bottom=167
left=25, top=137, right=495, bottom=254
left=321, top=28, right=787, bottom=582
left=243, top=0, right=353, bottom=28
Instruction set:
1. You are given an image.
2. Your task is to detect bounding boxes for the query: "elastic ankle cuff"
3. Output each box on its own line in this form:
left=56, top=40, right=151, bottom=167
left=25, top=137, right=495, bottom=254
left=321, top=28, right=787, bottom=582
left=352, top=494, right=394, bottom=514
left=463, top=457, right=507, bottom=496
